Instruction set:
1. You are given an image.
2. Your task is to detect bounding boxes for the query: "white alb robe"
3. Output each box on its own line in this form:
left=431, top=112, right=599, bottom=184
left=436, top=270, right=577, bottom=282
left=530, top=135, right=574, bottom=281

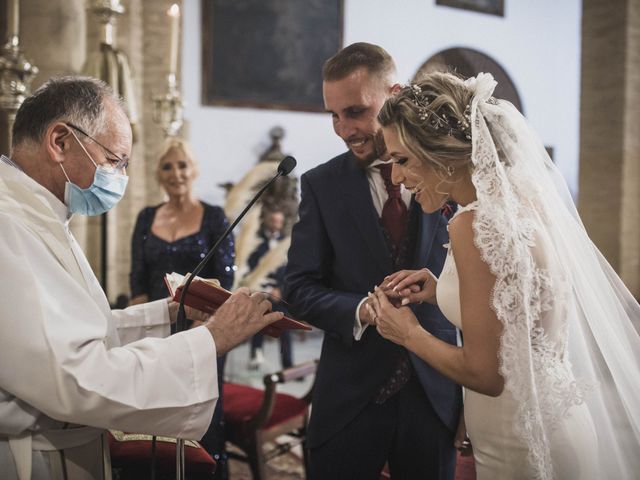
left=0, top=160, right=218, bottom=479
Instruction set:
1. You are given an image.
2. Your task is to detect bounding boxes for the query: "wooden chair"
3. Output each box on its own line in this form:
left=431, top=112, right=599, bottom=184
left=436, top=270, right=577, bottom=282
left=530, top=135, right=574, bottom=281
left=223, top=359, right=317, bottom=480
left=107, top=430, right=216, bottom=480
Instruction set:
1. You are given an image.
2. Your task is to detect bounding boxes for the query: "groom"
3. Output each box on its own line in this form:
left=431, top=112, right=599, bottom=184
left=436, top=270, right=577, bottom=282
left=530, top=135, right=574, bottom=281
left=284, top=43, right=462, bottom=479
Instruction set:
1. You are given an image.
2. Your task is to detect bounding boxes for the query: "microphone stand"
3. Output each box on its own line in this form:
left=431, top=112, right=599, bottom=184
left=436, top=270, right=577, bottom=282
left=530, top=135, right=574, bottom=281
left=173, top=157, right=295, bottom=480
left=175, top=167, right=288, bottom=332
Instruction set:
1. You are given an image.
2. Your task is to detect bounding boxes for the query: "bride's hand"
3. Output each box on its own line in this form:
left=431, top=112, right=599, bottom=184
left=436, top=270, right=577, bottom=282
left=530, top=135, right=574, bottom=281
left=369, top=286, right=421, bottom=347
left=382, top=268, right=438, bottom=305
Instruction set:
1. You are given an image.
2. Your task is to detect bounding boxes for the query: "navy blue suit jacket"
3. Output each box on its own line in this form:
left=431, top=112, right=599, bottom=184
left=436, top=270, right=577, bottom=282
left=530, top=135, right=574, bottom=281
left=284, top=152, right=462, bottom=448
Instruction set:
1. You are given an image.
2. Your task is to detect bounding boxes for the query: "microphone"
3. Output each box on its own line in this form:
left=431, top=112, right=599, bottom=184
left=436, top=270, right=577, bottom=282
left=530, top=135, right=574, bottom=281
left=278, top=155, right=296, bottom=175
left=176, top=155, right=297, bottom=333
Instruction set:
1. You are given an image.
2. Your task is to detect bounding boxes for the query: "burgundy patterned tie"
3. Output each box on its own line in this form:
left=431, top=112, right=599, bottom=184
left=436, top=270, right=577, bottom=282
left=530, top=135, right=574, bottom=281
left=376, top=163, right=408, bottom=250
left=373, top=163, right=412, bottom=404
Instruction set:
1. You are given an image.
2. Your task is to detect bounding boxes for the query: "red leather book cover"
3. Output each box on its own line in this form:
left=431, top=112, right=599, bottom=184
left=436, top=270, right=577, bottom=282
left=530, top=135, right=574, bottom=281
left=165, top=273, right=311, bottom=338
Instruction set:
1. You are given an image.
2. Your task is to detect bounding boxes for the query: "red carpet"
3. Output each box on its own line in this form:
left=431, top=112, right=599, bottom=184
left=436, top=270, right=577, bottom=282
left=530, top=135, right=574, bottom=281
left=379, top=453, right=476, bottom=479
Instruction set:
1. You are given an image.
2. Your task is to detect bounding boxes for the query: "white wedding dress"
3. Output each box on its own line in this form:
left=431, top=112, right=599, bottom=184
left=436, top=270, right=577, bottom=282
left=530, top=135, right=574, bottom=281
left=395, top=72, right=640, bottom=480
left=436, top=202, right=599, bottom=480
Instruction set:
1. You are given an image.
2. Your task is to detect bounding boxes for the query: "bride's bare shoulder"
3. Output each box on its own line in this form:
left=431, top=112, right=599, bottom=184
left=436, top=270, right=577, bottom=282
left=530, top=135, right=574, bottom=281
left=447, top=209, right=488, bottom=268
left=447, top=209, right=475, bottom=243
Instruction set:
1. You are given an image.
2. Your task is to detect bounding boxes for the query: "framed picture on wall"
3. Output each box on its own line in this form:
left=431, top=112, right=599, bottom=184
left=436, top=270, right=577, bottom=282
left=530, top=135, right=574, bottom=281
left=436, top=0, right=504, bottom=17
left=201, top=0, right=344, bottom=112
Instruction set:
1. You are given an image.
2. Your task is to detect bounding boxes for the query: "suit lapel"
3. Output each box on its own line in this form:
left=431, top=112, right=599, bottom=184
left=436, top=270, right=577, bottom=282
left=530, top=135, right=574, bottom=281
left=341, top=155, right=393, bottom=274
left=413, top=204, right=445, bottom=269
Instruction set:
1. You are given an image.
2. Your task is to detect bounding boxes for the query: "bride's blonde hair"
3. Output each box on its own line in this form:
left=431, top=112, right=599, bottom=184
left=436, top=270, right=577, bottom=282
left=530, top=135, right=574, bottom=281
left=378, top=72, right=474, bottom=177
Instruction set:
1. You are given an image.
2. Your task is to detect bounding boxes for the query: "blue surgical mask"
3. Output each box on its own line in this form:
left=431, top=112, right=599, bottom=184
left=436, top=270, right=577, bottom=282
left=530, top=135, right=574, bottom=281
left=61, top=130, right=129, bottom=216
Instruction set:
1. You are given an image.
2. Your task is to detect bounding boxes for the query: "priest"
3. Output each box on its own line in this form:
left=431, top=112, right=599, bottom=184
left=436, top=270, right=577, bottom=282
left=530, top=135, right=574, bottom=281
left=0, top=76, right=282, bottom=480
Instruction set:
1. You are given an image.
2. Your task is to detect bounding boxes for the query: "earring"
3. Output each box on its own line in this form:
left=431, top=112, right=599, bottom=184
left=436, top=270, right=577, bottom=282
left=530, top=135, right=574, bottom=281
left=446, top=165, right=455, bottom=177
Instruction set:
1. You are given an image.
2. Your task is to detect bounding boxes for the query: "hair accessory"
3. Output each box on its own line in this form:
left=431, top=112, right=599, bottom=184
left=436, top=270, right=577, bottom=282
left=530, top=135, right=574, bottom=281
left=410, top=84, right=432, bottom=122
left=458, top=104, right=472, bottom=140
left=408, top=84, right=472, bottom=140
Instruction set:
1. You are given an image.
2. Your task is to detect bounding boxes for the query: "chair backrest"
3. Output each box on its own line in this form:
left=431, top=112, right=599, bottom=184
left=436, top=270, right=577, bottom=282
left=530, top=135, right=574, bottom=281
left=259, top=359, right=318, bottom=424
left=223, top=359, right=318, bottom=480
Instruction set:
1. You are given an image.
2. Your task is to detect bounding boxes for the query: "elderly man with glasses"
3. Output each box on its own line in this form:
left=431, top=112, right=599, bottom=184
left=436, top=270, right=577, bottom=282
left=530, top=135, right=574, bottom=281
left=0, top=76, right=283, bottom=480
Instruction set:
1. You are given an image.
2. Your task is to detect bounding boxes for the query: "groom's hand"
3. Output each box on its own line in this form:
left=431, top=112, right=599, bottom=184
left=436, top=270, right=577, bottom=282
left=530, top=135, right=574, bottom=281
left=359, top=298, right=377, bottom=325
left=454, top=408, right=473, bottom=456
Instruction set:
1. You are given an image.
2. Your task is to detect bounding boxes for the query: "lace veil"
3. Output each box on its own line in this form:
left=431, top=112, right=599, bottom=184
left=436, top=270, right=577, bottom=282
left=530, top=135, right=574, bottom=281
left=465, top=73, right=640, bottom=479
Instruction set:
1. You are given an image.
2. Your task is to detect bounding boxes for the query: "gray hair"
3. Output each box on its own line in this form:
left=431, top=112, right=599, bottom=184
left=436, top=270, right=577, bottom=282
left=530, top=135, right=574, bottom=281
left=11, top=76, right=124, bottom=148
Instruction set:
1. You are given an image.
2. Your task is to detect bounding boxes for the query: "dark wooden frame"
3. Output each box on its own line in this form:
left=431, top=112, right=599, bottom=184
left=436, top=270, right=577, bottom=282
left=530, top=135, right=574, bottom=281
left=436, top=0, right=504, bottom=16
left=201, top=0, right=344, bottom=112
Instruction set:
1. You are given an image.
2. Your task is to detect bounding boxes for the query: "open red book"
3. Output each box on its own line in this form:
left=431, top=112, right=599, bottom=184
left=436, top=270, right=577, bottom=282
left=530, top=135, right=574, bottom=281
left=164, top=272, right=311, bottom=338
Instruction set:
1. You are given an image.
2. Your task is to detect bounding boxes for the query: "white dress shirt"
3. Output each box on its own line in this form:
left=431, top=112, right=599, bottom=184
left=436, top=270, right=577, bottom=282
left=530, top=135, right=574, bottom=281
left=353, top=160, right=411, bottom=340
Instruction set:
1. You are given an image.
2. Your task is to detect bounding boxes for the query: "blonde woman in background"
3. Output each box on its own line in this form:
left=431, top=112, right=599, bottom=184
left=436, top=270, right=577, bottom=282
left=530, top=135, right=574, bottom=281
left=129, top=138, right=235, bottom=478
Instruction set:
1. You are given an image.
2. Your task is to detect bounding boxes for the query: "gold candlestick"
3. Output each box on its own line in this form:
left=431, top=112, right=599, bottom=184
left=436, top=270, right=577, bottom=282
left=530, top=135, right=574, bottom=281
left=152, top=73, right=184, bottom=137
left=87, top=0, right=124, bottom=46
left=0, top=0, right=38, bottom=151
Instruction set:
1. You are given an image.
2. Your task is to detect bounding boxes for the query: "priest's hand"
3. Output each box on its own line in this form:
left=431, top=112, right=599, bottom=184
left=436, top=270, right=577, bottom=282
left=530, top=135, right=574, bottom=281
left=204, top=288, right=283, bottom=356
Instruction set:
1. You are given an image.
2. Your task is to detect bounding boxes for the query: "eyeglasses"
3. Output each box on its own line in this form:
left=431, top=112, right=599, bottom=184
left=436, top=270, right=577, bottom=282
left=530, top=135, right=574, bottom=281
left=66, top=123, right=129, bottom=173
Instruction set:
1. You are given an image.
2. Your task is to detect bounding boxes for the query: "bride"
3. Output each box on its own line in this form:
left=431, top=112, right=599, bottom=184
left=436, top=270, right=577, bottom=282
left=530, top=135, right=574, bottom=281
left=369, top=72, right=640, bottom=479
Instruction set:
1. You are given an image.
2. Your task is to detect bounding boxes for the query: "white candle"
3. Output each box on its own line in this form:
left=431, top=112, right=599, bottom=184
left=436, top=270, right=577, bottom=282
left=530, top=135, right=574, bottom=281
left=168, top=4, right=180, bottom=75
left=7, top=0, right=20, bottom=38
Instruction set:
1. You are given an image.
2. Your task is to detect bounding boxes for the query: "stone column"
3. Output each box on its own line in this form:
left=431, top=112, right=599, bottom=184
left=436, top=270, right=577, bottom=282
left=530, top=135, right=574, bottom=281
left=0, top=0, right=7, bottom=155
left=103, top=0, right=146, bottom=301
left=21, top=0, right=86, bottom=85
left=141, top=0, right=185, bottom=206
left=579, top=0, right=640, bottom=297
